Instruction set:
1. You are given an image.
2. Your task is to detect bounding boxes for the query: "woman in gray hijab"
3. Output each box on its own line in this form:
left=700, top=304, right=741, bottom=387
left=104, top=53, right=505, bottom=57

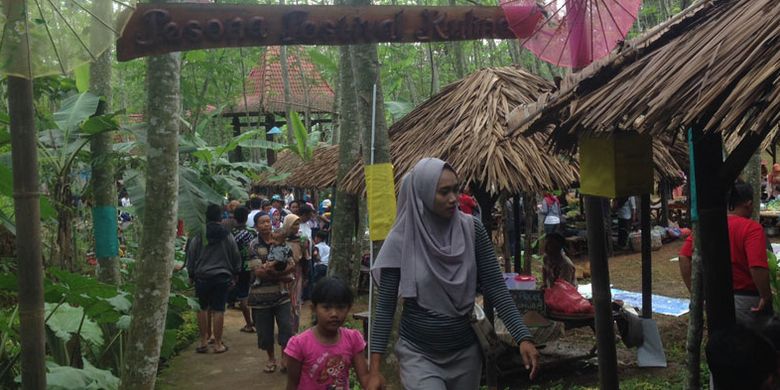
left=367, top=158, right=539, bottom=390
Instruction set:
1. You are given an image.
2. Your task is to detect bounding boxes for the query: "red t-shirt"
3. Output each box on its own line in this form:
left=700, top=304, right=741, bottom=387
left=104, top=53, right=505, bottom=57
left=679, top=215, right=768, bottom=292
left=459, top=194, right=477, bottom=215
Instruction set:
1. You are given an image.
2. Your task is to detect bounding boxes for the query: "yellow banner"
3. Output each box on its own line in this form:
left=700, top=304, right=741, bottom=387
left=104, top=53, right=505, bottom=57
left=365, top=163, right=397, bottom=241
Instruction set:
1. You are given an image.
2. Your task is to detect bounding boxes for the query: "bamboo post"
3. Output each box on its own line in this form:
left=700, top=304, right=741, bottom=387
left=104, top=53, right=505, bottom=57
left=9, top=75, right=47, bottom=390
left=641, top=193, right=652, bottom=318
left=659, top=178, right=669, bottom=227
left=584, top=196, right=619, bottom=390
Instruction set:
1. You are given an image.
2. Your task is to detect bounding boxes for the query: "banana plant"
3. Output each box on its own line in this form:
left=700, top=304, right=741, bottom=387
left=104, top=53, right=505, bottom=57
left=36, top=92, right=123, bottom=270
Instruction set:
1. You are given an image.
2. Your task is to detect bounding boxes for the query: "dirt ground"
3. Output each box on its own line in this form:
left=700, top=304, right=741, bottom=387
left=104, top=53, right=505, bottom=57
left=158, top=240, right=692, bottom=389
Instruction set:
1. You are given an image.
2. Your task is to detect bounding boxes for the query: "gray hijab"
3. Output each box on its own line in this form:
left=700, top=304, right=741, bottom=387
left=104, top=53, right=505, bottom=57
left=372, top=158, right=476, bottom=317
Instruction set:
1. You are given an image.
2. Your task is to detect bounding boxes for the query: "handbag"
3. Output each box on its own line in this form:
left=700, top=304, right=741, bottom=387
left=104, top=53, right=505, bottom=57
left=470, top=302, right=506, bottom=359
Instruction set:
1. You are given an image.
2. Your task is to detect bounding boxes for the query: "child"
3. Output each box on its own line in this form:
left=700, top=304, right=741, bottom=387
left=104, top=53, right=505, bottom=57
left=285, top=277, right=369, bottom=390
left=264, top=230, right=295, bottom=287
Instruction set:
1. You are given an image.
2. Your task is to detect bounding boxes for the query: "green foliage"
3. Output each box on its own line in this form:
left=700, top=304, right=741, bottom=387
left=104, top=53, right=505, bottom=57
left=44, top=359, right=119, bottom=390
left=767, top=250, right=780, bottom=313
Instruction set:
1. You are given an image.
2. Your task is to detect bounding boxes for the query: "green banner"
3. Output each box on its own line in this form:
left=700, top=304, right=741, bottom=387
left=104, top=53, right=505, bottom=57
left=92, top=206, right=118, bottom=258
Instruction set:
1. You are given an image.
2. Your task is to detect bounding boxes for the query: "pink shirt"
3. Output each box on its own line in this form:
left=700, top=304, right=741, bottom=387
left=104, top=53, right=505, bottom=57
left=284, top=327, right=366, bottom=390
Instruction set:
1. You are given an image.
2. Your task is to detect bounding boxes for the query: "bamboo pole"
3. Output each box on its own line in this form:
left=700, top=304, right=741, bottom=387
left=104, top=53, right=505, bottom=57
left=9, top=75, right=47, bottom=390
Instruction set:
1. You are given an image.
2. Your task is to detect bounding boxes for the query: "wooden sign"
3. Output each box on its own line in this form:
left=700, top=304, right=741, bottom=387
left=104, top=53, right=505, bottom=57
left=117, top=4, right=519, bottom=61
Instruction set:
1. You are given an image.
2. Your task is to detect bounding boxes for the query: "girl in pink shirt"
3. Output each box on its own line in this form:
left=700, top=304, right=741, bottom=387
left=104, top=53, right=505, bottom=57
left=285, top=277, right=369, bottom=390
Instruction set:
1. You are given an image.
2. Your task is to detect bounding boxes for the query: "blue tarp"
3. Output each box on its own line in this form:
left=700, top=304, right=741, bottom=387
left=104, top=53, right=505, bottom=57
left=578, top=284, right=690, bottom=317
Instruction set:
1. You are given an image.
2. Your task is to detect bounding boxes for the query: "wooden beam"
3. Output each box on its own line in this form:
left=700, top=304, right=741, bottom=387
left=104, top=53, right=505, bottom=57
left=117, top=4, right=521, bottom=61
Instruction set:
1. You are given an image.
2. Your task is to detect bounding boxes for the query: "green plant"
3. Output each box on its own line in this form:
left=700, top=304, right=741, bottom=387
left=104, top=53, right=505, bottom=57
left=767, top=250, right=780, bottom=313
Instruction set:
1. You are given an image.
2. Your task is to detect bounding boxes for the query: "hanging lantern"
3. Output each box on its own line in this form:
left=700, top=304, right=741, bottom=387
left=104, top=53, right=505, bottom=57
left=580, top=132, right=653, bottom=198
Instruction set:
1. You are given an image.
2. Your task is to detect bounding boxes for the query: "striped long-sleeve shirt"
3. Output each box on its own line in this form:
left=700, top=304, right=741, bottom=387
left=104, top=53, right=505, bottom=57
left=370, top=217, right=533, bottom=354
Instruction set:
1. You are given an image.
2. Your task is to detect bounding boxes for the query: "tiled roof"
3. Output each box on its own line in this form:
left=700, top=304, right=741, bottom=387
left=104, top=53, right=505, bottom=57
left=227, top=47, right=335, bottom=115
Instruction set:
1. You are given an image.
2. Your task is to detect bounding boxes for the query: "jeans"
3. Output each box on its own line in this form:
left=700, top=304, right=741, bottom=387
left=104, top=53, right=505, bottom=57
left=253, top=302, right=293, bottom=351
left=313, top=264, right=328, bottom=286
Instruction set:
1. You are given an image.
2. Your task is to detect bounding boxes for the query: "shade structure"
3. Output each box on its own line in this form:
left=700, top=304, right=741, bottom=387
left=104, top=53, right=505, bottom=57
left=0, top=1, right=134, bottom=79
left=340, top=66, right=577, bottom=196
left=225, top=46, right=335, bottom=116
left=507, top=0, right=780, bottom=152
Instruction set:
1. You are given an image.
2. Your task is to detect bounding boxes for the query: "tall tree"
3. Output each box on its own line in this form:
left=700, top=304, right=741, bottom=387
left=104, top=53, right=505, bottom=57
left=120, top=6, right=181, bottom=388
left=90, top=0, right=120, bottom=284
left=328, top=45, right=361, bottom=288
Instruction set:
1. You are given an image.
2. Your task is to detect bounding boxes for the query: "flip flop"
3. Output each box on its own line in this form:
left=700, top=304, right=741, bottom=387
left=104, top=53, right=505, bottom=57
left=195, top=345, right=208, bottom=354
left=263, top=361, right=277, bottom=373
left=240, top=325, right=255, bottom=333
left=214, top=345, right=229, bottom=354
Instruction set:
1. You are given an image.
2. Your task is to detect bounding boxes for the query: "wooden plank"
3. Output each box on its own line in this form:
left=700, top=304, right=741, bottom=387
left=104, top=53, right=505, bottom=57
left=117, top=4, right=519, bottom=61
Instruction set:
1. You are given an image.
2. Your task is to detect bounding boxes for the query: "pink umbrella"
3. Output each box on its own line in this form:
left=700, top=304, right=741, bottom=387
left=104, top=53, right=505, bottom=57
left=501, top=0, right=642, bottom=68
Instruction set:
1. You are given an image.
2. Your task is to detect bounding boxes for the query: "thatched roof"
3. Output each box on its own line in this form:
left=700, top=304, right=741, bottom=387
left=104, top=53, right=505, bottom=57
left=340, top=66, right=577, bottom=196
left=507, top=0, right=780, bottom=152
left=256, top=145, right=342, bottom=189
left=225, top=47, right=335, bottom=116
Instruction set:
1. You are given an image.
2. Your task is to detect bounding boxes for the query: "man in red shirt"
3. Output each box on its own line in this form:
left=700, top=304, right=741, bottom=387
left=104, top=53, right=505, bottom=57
left=678, top=181, right=773, bottom=330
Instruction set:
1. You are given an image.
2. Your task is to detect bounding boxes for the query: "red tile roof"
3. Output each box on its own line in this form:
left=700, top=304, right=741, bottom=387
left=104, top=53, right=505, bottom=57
left=227, top=47, right=335, bottom=115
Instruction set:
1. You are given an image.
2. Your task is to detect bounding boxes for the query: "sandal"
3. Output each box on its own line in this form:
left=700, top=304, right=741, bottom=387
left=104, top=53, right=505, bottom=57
left=214, top=344, right=229, bottom=354
left=240, top=325, right=255, bottom=333
left=263, top=360, right=277, bottom=373
left=195, top=345, right=208, bottom=354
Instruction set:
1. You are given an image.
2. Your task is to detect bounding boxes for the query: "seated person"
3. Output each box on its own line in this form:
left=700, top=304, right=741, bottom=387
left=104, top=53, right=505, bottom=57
left=542, top=232, right=577, bottom=288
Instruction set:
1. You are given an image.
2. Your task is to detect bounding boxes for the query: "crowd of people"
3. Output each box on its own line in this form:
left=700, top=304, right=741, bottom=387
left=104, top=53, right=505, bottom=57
left=183, top=190, right=333, bottom=370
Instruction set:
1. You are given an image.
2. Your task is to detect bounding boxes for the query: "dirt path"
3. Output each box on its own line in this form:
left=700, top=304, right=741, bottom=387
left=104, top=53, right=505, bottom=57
left=157, top=307, right=303, bottom=390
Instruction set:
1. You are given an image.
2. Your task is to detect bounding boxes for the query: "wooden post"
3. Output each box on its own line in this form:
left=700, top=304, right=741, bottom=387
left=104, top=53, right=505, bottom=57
left=230, top=114, right=242, bottom=162
left=265, top=114, right=277, bottom=166
left=640, top=193, right=652, bottom=318
left=523, top=193, right=535, bottom=274
left=584, top=196, right=619, bottom=389
left=692, top=129, right=735, bottom=332
left=513, top=196, right=522, bottom=273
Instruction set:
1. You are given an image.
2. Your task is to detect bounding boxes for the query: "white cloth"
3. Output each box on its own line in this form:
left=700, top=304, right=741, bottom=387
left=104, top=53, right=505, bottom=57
left=617, top=197, right=636, bottom=220
left=316, top=242, right=330, bottom=266
left=247, top=209, right=260, bottom=228
left=544, top=215, right=560, bottom=225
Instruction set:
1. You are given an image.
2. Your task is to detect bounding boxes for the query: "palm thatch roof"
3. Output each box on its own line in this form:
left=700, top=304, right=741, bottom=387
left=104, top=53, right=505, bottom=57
left=507, top=0, right=780, bottom=153
left=341, top=66, right=577, bottom=196
left=256, top=145, right=342, bottom=189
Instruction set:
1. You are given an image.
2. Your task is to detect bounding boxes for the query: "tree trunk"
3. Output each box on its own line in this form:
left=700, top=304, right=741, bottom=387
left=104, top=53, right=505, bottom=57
left=350, top=15, right=392, bottom=265
left=349, top=0, right=396, bottom=384
left=427, top=44, right=439, bottom=96
left=120, top=36, right=181, bottom=390
left=328, top=44, right=361, bottom=289
left=744, top=152, right=762, bottom=220
left=9, top=75, right=47, bottom=389
left=54, top=178, right=74, bottom=271
left=685, top=222, right=704, bottom=390
left=90, top=0, right=120, bottom=284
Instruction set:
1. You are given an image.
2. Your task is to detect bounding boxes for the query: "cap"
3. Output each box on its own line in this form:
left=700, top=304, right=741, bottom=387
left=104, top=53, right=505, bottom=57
left=272, top=194, right=283, bottom=201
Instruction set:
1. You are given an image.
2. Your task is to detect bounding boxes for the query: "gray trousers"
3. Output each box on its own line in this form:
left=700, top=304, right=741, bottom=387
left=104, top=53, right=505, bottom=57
left=395, top=337, right=483, bottom=390
left=734, top=294, right=773, bottom=332
left=252, top=302, right=292, bottom=351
